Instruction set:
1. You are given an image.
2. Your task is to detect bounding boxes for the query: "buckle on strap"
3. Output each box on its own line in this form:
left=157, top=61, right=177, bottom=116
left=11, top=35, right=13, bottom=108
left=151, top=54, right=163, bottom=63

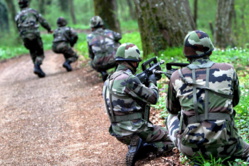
left=113, top=112, right=143, bottom=123
left=187, top=113, right=231, bottom=124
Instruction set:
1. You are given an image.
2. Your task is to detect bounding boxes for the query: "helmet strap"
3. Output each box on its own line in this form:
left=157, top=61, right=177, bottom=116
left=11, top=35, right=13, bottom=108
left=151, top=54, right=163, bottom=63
left=125, top=61, right=137, bottom=73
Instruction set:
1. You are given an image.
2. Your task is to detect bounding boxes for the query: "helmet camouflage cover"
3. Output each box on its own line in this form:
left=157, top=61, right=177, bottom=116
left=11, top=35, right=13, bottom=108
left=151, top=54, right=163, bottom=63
left=115, top=43, right=141, bottom=62
left=57, top=17, right=67, bottom=27
left=184, top=30, right=214, bottom=58
left=18, top=0, right=29, bottom=8
left=90, top=16, right=104, bottom=28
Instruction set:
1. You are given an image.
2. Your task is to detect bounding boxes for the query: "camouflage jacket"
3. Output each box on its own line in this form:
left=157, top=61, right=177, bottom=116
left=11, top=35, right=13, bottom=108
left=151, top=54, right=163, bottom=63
left=15, top=7, right=51, bottom=38
left=53, top=26, right=78, bottom=46
left=87, top=28, right=121, bottom=66
left=166, top=58, right=243, bottom=155
left=103, top=64, right=158, bottom=136
left=167, top=58, right=240, bottom=117
left=103, top=64, right=158, bottom=116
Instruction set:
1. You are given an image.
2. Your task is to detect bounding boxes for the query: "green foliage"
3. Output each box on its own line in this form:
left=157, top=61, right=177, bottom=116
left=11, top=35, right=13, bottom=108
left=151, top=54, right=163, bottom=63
left=183, top=153, right=249, bottom=166
left=74, top=33, right=88, bottom=59
left=120, top=31, right=142, bottom=50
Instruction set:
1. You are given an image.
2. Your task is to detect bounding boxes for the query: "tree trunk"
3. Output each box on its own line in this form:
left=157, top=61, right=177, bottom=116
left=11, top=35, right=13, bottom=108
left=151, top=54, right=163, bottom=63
left=214, top=0, right=234, bottom=49
left=126, top=0, right=136, bottom=20
left=134, top=0, right=195, bottom=56
left=182, top=0, right=196, bottom=29
left=69, top=0, right=77, bottom=24
left=59, top=0, right=69, bottom=12
left=193, top=0, right=198, bottom=27
left=93, top=0, right=121, bottom=33
left=0, top=2, right=9, bottom=34
left=4, top=0, right=16, bottom=29
left=38, top=0, right=46, bottom=14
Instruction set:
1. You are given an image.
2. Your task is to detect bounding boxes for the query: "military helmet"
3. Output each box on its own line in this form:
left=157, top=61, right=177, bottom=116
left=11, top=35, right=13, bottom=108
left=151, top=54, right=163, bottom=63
left=18, top=0, right=29, bottom=8
left=90, top=16, right=104, bottom=28
left=183, top=30, right=214, bottom=58
left=57, top=17, right=67, bottom=27
left=115, top=43, right=141, bottom=62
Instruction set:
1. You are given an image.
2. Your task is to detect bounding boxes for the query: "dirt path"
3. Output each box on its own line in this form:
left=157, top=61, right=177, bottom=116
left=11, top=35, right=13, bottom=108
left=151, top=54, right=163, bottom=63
left=0, top=51, right=184, bottom=166
left=0, top=51, right=128, bottom=166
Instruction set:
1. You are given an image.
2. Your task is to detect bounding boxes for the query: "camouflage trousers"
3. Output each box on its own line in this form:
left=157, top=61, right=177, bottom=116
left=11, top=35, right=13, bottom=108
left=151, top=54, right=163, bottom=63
left=52, top=42, right=78, bottom=62
left=91, top=53, right=116, bottom=72
left=166, top=114, right=249, bottom=160
left=22, top=34, right=44, bottom=65
left=109, top=119, right=174, bottom=150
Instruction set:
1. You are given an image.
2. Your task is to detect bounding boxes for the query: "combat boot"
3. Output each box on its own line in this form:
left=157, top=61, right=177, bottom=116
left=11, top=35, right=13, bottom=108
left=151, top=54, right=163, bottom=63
left=34, top=64, right=46, bottom=78
left=63, top=60, right=72, bottom=72
left=126, top=136, right=142, bottom=166
left=100, top=71, right=108, bottom=81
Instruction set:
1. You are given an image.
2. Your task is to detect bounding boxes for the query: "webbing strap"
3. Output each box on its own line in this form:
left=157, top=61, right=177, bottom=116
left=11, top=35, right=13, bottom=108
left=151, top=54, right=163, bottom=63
left=104, top=79, right=115, bottom=122
left=113, top=112, right=143, bottom=123
left=187, top=113, right=231, bottom=124
left=204, top=67, right=210, bottom=120
left=192, top=69, right=200, bottom=122
left=178, top=69, right=233, bottom=99
left=105, top=71, right=124, bottom=122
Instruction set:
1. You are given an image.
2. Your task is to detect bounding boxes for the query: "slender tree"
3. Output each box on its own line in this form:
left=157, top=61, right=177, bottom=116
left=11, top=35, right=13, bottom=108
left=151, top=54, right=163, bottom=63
left=69, top=0, right=77, bottom=24
left=4, top=0, right=16, bottom=28
left=214, top=0, right=234, bottom=48
left=126, top=0, right=136, bottom=20
left=193, top=0, right=198, bottom=27
left=38, top=0, right=45, bottom=14
left=0, top=1, right=9, bottom=33
left=59, top=0, right=69, bottom=12
left=93, top=0, right=121, bottom=33
left=134, top=0, right=195, bottom=56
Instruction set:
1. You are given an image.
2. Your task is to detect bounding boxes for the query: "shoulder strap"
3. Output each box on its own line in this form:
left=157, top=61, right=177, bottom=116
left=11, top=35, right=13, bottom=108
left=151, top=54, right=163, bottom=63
left=178, top=69, right=233, bottom=99
left=178, top=67, right=233, bottom=124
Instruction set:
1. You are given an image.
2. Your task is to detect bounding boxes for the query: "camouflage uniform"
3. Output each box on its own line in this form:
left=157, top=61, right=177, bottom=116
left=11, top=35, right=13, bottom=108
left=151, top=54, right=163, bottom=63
left=87, top=28, right=121, bottom=70
left=52, top=17, right=78, bottom=71
left=166, top=30, right=249, bottom=160
left=103, top=44, right=173, bottom=165
left=87, top=16, right=121, bottom=81
left=15, top=4, right=51, bottom=66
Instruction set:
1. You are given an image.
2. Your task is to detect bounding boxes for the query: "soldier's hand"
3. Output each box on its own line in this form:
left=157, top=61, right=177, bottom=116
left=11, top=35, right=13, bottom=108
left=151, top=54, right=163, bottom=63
left=47, top=30, right=53, bottom=34
left=148, top=74, right=157, bottom=85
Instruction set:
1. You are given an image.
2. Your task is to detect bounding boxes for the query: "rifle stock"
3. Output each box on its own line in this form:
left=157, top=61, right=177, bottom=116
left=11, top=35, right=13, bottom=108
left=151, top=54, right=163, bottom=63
left=165, top=62, right=189, bottom=79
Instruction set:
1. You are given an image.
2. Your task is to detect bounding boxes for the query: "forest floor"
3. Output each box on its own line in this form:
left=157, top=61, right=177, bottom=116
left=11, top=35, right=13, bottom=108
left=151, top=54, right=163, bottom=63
left=0, top=51, right=185, bottom=166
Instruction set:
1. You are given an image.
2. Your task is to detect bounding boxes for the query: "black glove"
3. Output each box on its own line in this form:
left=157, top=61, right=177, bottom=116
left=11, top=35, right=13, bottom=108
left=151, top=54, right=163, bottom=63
left=148, top=74, right=157, bottom=85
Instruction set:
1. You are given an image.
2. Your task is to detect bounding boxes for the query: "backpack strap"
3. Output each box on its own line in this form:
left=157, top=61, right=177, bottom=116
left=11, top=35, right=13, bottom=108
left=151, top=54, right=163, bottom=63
left=178, top=67, right=233, bottom=124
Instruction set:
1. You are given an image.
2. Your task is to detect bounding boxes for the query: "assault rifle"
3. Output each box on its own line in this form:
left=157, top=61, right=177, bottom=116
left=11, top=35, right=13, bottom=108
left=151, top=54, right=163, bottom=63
left=149, top=62, right=189, bottom=79
left=136, top=57, right=165, bottom=86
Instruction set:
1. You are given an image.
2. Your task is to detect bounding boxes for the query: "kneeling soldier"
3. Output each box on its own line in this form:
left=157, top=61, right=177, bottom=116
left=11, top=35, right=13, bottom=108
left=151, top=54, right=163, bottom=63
left=103, top=43, right=174, bottom=166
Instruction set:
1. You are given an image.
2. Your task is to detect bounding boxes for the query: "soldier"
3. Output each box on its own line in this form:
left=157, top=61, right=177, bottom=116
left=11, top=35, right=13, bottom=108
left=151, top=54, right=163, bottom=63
left=166, top=30, right=249, bottom=164
left=103, top=43, right=174, bottom=166
left=15, top=0, right=52, bottom=78
left=87, top=16, right=122, bottom=81
left=52, top=17, right=78, bottom=72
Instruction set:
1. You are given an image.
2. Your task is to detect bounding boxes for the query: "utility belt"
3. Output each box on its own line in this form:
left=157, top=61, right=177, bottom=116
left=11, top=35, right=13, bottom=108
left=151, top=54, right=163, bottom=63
left=186, top=113, right=232, bottom=124
left=111, top=112, right=143, bottom=123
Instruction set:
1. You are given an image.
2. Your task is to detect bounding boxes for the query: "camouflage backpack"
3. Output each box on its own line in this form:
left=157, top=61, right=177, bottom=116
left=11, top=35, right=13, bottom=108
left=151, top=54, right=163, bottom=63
left=176, top=62, right=241, bottom=157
